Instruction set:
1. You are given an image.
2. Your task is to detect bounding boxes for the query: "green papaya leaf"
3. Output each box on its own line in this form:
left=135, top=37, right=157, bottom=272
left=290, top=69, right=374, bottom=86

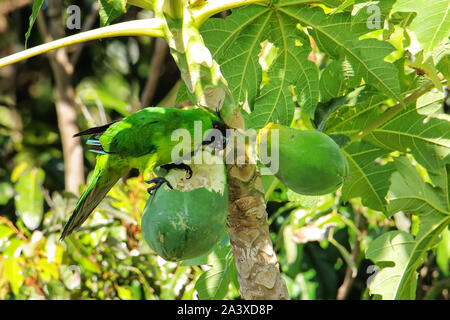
left=364, top=92, right=450, bottom=185
left=341, top=141, right=396, bottom=212
left=0, top=225, right=14, bottom=240
left=436, top=228, right=449, bottom=276
left=281, top=5, right=403, bottom=106
left=407, top=51, right=443, bottom=91
left=321, top=86, right=388, bottom=135
left=197, top=4, right=319, bottom=129
left=392, top=0, right=450, bottom=53
left=433, top=40, right=449, bottom=80
left=3, top=257, right=24, bottom=295
left=0, top=182, right=14, bottom=205
left=366, top=230, right=417, bottom=300
left=98, top=0, right=128, bottom=27
left=387, top=158, right=449, bottom=229
left=194, top=246, right=236, bottom=300
left=319, top=58, right=356, bottom=103
left=367, top=157, right=450, bottom=299
left=331, top=0, right=354, bottom=14
left=115, top=284, right=133, bottom=300
left=25, top=0, right=45, bottom=48
left=14, top=166, right=45, bottom=230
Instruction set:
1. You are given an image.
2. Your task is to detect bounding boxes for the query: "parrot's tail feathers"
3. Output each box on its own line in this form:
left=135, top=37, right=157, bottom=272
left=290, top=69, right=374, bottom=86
left=89, top=149, right=116, bottom=155
left=86, top=139, right=102, bottom=146
left=60, top=174, right=116, bottom=240
left=73, top=120, right=120, bottom=138
left=85, top=137, right=116, bottom=155
left=74, top=121, right=118, bottom=155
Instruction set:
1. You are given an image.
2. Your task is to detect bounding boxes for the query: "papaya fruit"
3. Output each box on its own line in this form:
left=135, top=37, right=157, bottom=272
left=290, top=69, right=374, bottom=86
left=141, top=152, right=228, bottom=261
left=258, top=123, right=349, bottom=195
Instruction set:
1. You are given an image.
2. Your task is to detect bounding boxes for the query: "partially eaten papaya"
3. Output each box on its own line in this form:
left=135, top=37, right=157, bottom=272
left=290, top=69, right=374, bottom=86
left=258, top=123, right=349, bottom=195
left=141, top=152, right=228, bottom=261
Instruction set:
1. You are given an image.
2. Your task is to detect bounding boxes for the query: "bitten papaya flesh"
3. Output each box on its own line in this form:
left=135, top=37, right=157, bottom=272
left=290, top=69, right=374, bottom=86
left=141, top=152, right=228, bottom=261
left=258, top=123, right=349, bottom=195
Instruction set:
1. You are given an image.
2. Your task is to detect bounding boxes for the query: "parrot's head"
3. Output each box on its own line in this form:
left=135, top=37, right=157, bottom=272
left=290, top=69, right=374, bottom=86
left=200, top=109, right=229, bottom=151
left=207, top=119, right=228, bottom=151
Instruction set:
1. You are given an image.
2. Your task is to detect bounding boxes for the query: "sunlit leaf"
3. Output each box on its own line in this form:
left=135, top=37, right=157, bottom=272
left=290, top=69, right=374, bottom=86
left=98, top=0, right=128, bottom=27
left=436, top=228, right=449, bottom=276
left=194, top=246, right=236, bottom=300
left=367, top=158, right=450, bottom=299
left=392, top=0, right=450, bottom=53
left=14, top=166, right=45, bottom=230
left=3, top=257, right=24, bottom=295
left=366, top=230, right=417, bottom=300
left=182, top=4, right=319, bottom=128
left=282, top=5, right=403, bottom=106
left=341, top=141, right=396, bottom=212
left=25, top=0, right=45, bottom=48
left=0, top=182, right=14, bottom=205
left=115, top=283, right=133, bottom=300
left=365, top=92, right=450, bottom=186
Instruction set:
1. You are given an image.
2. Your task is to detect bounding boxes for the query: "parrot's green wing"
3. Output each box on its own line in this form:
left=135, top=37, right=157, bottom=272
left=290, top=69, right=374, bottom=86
left=101, top=108, right=184, bottom=156
left=60, top=107, right=222, bottom=240
left=100, top=107, right=217, bottom=162
left=60, top=154, right=129, bottom=240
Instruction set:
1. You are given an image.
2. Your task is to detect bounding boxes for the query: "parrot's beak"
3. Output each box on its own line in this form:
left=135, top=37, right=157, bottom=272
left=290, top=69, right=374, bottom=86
left=222, top=135, right=229, bottom=149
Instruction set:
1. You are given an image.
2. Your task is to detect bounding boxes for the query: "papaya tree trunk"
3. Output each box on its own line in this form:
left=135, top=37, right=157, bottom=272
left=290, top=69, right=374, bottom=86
left=227, top=163, right=289, bottom=299
left=154, top=0, right=289, bottom=299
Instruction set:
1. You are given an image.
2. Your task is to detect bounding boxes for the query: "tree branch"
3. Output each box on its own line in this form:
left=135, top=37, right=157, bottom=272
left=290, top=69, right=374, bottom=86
left=0, top=18, right=164, bottom=69
left=349, top=80, right=435, bottom=143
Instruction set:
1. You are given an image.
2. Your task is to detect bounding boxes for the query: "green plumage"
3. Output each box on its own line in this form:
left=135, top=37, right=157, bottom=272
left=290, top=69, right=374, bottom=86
left=60, top=107, right=225, bottom=240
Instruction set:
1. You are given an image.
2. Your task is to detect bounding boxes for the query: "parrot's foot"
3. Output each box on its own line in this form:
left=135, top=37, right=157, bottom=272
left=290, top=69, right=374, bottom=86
left=146, top=177, right=173, bottom=195
left=160, top=163, right=193, bottom=179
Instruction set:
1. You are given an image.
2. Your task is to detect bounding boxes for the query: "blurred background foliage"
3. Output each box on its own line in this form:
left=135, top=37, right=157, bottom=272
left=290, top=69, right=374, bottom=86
left=0, top=0, right=448, bottom=300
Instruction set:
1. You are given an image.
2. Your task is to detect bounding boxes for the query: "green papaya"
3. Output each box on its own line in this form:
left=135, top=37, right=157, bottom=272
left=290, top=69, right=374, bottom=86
left=258, top=123, right=349, bottom=195
left=141, top=152, right=228, bottom=261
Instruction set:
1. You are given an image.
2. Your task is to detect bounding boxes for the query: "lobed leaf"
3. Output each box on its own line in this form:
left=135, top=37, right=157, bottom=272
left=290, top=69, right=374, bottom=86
left=365, top=91, right=450, bottom=186
left=341, top=141, right=396, bottom=212
left=194, top=245, right=237, bottom=300
left=433, top=40, right=450, bottom=81
left=280, top=5, right=403, bottom=105
left=392, top=0, right=450, bottom=53
left=98, top=0, right=128, bottom=27
left=367, top=157, right=450, bottom=299
left=196, top=4, right=319, bottom=129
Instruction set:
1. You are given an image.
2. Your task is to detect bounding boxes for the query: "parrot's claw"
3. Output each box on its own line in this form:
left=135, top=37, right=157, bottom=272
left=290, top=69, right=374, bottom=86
left=146, top=177, right=173, bottom=195
left=160, top=163, right=193, bottom=179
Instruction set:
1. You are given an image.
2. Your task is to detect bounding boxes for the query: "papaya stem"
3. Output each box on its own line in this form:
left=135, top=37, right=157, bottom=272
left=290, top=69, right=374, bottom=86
left=0, top=0, right=269, bottom=69
left=0, top=18, right=164, bottom=69
left=127, top=0, right=154, bottom=11
left=349, top=80, right=435, bottom=143
left=193, top=0, right=267, bottom=27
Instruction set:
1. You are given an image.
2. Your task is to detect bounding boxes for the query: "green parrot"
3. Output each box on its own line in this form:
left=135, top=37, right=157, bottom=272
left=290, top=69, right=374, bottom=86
left=60, top=107, right=228, bottom=240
